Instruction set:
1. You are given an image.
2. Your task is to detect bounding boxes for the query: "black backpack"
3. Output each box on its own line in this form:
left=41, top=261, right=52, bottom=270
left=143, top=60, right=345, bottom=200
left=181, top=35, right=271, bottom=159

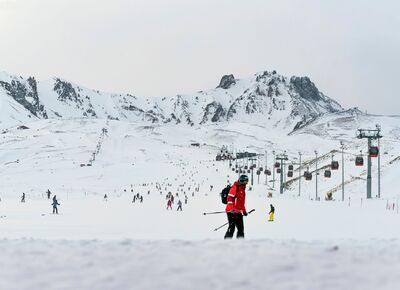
left=220, top=184, right=238, bottom=204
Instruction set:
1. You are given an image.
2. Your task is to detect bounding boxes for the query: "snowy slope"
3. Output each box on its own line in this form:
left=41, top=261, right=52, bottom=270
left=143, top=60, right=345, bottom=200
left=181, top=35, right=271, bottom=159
left=0, top=118, right=400, bottom=240
left=0, top=118, right=399, bottom=289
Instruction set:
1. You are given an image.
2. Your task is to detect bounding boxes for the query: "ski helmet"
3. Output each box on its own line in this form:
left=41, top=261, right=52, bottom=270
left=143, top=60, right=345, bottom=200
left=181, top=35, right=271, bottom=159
left=238, top=175, right=249, bottom=184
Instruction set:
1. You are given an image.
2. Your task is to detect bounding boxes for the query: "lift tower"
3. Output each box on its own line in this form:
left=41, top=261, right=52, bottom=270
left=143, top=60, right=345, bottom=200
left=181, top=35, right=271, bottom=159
left=356, top=128, right=382, bottom=199
left=276, top=153, right=289, bottom=194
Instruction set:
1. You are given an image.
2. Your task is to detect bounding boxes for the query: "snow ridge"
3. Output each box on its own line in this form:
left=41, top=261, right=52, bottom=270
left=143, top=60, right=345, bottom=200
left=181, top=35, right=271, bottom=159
left=0, top=70, right=343, bottom=132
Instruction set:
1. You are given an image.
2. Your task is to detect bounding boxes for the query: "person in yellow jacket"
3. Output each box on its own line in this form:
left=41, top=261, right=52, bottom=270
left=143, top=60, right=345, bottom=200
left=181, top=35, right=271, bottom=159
left=268, top=204, right=275, bottom=222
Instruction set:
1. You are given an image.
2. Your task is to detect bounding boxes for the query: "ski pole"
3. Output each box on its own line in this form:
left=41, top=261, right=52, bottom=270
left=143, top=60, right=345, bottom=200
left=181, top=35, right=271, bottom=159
left=214, top=222, right=228, bottom=231
left=213, top=209, right=255, bottom=231
left=203, top=211, right=226, bottom=215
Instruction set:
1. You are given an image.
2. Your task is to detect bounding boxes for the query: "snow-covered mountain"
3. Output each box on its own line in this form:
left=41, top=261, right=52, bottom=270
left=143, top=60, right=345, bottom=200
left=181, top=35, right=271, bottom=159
left=0, top=70, right=343, bottom=132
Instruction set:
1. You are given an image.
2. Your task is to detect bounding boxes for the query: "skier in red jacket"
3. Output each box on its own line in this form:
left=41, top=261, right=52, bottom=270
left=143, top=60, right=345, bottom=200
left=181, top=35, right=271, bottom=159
left=224, top=175, right=248, bottom=239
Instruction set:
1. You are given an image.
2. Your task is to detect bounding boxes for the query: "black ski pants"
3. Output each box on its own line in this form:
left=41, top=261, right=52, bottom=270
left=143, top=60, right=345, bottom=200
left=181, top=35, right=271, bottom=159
left=224, top=212, right=244, bottom=239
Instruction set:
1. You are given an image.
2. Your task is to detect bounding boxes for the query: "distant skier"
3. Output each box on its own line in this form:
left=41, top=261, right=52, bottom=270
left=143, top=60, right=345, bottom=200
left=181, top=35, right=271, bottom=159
left=167, top=199, right=172, bottom=210
left=268, top=204, right=275, bottom=222
left=132, top=195, right=136, bottom=203
left=52, top=196, right=60, bottom=214
left=104, top=194, right=108, bottom=201
left=47, top=189, right=51, bottom=200
left=21, top=193, right=26, bottom=203
left=184, top=196, right=188, bottom=205
left=177, top=200, right=183, bottom=211
left=140, top=196, right=143, bottom=203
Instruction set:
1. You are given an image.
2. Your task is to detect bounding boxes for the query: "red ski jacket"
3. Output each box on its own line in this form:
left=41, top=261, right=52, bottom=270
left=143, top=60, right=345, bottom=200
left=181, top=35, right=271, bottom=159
left=225, top=181, right=247, bottom=214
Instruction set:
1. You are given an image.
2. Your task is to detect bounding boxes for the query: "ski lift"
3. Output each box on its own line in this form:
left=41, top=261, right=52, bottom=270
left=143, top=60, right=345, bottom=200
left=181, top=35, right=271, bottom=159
left=259, top=167, right=263, bottom=171
left=256, top=170, right=261, bottom=175
left=324, top=170, right=332, bottom=178
left=244, top=165, right=248, bottom=170
left=288, top=165, right=294, bottom=171
left=369, top=146, right=379, bottom=157
left=287, top=171, right=293, bottom=178
left=264, top=169, right=271, bottom=176
left=232, top=168, right=235, bottom=172
left=355, top=156, right=364, bottom=166
left=252, top=164, right=257, bottom=169
left=274, top=162, right=280, bottom=168
left=331, top=161, right=339, bottom=170
left=235, top=170, right=239, bottom=173
left=247, top=170, right=251, bottom=174
left=276, top=168, right=281, bottom=174
left=305, top=172, right=312, bottom=181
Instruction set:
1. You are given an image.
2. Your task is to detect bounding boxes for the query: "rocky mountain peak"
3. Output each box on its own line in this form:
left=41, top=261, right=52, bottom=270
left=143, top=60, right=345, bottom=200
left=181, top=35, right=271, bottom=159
left=218, top=74, right=236, bottom=89
left=290, top=76, right=321, bottom=102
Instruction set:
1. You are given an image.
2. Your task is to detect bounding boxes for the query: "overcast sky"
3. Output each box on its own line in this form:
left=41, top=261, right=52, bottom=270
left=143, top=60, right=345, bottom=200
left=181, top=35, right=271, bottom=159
left=0, top=0, right=399, bottom=114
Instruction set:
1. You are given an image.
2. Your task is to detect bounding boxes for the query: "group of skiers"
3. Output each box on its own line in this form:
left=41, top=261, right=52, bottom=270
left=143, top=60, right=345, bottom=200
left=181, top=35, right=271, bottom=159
left=19, top=190, right=60, bottom=214
left=132, top=193, right=144, bottom=203
left=166, top=192, right=184, bottom=211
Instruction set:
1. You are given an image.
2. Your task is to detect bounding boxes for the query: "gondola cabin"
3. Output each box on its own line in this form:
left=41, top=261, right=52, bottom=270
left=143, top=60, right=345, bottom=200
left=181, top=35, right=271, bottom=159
left=369, top=146, right=379, bottom=157
left=288, top=165, right=294, bottom=171
left=265, top=169, right=272, bottom=176
left=287, top=171, right=293, bottom=178
left=274, top=162, right=280, bottom=168
left=355, top=156, right=364, bottom=166
left=324, top=170, right=332, bottom=178
left=276, top=168, right=281, bottom=174
left=331, top=161, right=339, bottom=170
left=244, top=165, right=248, bottom=170
left=305, top=172, right=312, bottom=180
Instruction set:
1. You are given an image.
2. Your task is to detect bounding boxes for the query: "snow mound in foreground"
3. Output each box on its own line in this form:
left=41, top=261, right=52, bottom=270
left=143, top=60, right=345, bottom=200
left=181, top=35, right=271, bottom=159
left=0, top=239, right=399, bottom=290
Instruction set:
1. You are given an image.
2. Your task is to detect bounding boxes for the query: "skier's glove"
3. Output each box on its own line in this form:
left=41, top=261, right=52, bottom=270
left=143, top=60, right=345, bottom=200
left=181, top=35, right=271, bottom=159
left=243, top=211, right=248, bottom=216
